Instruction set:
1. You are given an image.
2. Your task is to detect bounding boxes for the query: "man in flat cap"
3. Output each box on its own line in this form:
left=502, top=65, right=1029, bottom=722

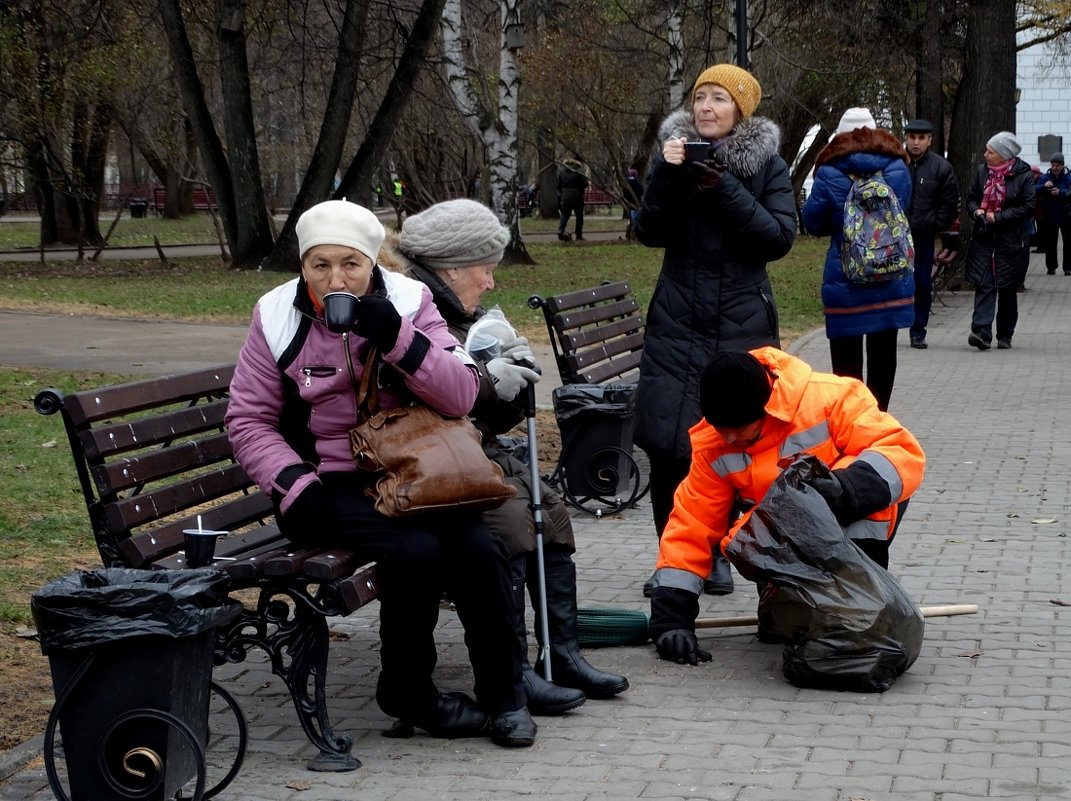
left=904, top=119, right=960, bottom=349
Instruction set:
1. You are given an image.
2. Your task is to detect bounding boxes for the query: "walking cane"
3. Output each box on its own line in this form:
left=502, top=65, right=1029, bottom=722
left=524, top=379, right=553, bottom=680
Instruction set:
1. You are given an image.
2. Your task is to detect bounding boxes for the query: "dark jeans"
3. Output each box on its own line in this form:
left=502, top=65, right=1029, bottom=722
left=280, top=472, right=525, bottom=717
left=910, top=237, right=936, bottom=340
left=558, top=198, right=585, bottom=238
left=971, top=283, right=1019, bottom=342
left=1038, top=220, right=1071, bottom=272
left=828, top=328, right=899, bottom=411
left=644, top=449, right=691, bottom=539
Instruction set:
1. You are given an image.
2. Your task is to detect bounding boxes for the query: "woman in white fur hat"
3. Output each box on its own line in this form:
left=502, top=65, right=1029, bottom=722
left=225, top=199, right=537, bottom=749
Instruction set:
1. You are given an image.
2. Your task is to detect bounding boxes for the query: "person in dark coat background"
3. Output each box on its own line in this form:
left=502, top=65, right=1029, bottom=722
left=801, top=107, right=914, bottom=412
left=634, top=63, right=797, bottom=599
left=965, top=132, right=1036, bottom=350
left=556, top=159, right=590, bottom=241
left=903, top=118, right=960, bottom=349
left=1034, top=152, right=1071, bottom=275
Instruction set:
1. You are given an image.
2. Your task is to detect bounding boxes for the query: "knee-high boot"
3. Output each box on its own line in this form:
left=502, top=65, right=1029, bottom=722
left=532, top=557, right=629, bottom=699
left=511, top=562, right=586, bottom=715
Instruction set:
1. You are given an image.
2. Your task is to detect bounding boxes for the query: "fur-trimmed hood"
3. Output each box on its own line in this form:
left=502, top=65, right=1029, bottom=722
left=657, top=108, right=782, bottom=180
left=815, top=127, right=907, bottom=169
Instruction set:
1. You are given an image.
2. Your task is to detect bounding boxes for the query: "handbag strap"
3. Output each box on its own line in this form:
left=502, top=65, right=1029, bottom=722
left=355, top=346, right=381, bottom=421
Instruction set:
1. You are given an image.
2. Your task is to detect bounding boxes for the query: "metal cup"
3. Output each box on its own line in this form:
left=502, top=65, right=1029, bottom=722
left=323, top=292, right=360, bottom=334
left=685, top=141, right=712, bottom=162
left=182, top=529, right=222, bottom=568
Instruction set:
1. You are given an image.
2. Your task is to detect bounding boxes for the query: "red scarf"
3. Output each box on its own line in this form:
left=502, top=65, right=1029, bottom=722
left=981, top=159, right=1014, bottom=213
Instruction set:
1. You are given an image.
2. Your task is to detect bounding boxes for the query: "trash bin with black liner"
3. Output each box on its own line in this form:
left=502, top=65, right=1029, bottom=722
left=550, top=383, right=646, bottom=515
left=31, top=568, right=243, bottom=801
left=129, top=198, right=148, bottom=219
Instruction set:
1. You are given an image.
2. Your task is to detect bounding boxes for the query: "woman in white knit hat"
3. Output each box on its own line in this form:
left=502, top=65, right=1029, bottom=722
left=963, top=131, right=1036, bottom=349
left=380, top=198, right=630, bottom=717
left=634, top=63, right=798, bottom=602
left=225, top=199, right=538, bottom=749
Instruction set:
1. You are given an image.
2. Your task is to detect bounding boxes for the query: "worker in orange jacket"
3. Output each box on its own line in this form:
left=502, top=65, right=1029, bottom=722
left=649, top=347, right=925, bottom=665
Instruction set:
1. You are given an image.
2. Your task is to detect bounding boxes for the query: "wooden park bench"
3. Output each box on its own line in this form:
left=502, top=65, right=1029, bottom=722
left=151, top=185, right=219, bottom=216
left=34, top=366, right=380, bottom=773
left=527, top=281, right=648, bottom=515
left=582, top=186, right=615, bottom=210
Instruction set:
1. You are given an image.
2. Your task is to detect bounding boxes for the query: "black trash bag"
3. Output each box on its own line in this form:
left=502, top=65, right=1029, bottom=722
left=551, top=383, right=636, bottom=422
left=31, top=568, right=241, bottom=655
left=723, top=456, right=924, bottom=693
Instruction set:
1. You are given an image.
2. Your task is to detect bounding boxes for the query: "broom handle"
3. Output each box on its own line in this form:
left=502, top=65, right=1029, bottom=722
left=694, top=603, right=978, bottom=629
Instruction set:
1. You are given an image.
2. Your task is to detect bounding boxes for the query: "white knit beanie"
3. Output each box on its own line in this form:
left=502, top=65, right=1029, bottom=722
left=296, top=200, right=385, bottom=262
left=399, top=199, right=510, bottom=270
left=835, top=107, right=877, bottom=135
left=987, top=131, right=1022, bottom=161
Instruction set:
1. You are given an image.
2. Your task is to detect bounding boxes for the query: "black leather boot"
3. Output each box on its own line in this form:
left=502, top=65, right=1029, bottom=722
left=511, top=568, right=586, bottom=715
left=490, top=706, right=538, bottom=747
left=533, top=558, right=629, bottom=699
left=377, top=674, right=489, bottom=739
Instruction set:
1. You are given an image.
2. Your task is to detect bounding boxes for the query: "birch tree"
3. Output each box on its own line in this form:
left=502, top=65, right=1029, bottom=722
left=441, top=0, right=533, bottom=263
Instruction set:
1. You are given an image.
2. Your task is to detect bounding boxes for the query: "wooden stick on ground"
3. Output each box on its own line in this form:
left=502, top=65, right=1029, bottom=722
left=695, top=603, right=978, bottom=630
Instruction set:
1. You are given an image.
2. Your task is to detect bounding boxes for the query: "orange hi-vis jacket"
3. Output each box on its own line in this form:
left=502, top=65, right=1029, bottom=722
left=654, top=347, right=925, bottom=596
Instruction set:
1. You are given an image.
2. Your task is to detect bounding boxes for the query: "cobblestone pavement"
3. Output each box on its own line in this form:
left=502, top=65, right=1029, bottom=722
left=2, top=257, right=1070, bottom=800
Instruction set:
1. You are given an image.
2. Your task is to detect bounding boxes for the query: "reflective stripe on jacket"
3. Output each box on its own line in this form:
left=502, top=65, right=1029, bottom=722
left=654, top=346, right=925, bottom=595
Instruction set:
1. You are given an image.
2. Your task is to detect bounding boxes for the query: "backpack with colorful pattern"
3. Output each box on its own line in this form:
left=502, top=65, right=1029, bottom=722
left=840, top=172, right=915, bottom=284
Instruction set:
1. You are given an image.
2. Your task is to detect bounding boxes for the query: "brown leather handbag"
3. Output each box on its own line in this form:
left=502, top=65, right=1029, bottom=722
left=349, top=347, right=516, bottom=517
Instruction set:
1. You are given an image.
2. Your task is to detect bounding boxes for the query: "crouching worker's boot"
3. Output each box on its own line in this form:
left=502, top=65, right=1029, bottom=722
left=376, top=674, right=488, bottom=739
left=533, top=555, right=629, bottom=699
left=511, top=562, right=586, bottom=715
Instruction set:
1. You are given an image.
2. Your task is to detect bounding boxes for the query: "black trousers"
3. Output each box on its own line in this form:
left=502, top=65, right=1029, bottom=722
left=283, top=472, right=525, bottom=717
left=1038, top=219, right=1071, bottom=272
left=828, top=328, right=899, bottom=411
left=644, top=449, right=692, bottom=539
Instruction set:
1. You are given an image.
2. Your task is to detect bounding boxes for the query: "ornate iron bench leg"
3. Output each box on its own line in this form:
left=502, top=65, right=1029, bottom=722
left=218, top=586, right=361, bottom=772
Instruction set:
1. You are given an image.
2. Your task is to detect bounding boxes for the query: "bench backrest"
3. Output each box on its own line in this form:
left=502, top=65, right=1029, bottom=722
left=528, top=280, right=645, bottom=385
left=34, top=366, right=281, bottom=572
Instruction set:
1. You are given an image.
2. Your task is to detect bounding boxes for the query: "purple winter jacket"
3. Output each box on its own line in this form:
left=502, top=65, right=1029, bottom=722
left=225, top=266, right=479, bottom=514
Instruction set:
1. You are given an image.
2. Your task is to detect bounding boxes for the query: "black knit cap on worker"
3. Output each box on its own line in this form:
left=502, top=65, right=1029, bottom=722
left=699, top=351, right=773, bottom=427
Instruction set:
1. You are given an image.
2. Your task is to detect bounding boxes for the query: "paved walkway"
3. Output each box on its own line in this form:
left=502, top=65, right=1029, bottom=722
left=3, top=257, right=1071, bottom=800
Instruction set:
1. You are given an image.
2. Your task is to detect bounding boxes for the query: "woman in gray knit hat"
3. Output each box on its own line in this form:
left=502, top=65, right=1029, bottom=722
left=380, top=198, right=629, bottom=715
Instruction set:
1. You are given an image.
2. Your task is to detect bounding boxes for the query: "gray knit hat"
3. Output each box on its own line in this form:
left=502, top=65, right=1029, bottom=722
left=399, top=199, right=510, bottom=270
left=987, top=131, right=1021, bottom=161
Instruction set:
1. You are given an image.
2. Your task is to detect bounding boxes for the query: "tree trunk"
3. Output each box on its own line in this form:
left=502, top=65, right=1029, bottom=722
left=915, top=0, right=945, bottom=153
left=947, top=0, right=1017, bottom=285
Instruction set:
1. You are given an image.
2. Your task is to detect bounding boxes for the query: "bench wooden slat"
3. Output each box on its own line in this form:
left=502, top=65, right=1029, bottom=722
left=569, top=352, right=643, bottom=385
left=79, top=399, right=228, bottom=460
left=104, top=463, right=254, bottom=534
left=91, top=431, right=234, bottom=494
left=559, top=317, right=644, bottom=354
left=554, top=298, right=640, bottom=333
left=337, top=563, right=381, bottom=614
left=303, top=549, right=363, bottom=580
left=61, top=366, right=234, bottom=426
left=544, top=281, right=632, bottom=315
left=117, top=491, right=275, bottom=567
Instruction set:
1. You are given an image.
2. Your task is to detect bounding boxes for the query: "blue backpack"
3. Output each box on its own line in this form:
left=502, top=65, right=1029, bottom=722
left=840, top=172, right=915, bottom=284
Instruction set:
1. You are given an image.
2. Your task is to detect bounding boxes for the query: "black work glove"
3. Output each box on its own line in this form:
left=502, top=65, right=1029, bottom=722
left=275, top=479, right=331, bottom=543
left=353, top=294, right=402, bottom=352
left=691, top=160, right=724, bottom=191
left=655, top=629, right=712, bottom=665
left=802, top=469, right=859, bottom=527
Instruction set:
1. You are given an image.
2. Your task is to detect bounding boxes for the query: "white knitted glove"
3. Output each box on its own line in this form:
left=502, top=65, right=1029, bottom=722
left=486, top=358, right=541, bottom=401
left=501, top=337, right=536, bottom=368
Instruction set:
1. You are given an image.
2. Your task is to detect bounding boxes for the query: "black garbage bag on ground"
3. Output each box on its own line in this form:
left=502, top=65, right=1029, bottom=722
left=723, top=456, right=923, bottom=692
left=31, top=568, right=240, bottom=654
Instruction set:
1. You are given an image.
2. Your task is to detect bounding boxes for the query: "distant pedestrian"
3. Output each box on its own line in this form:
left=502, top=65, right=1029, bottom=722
left=556, top=159, right=589, bottom=241
left=625, top=167, right=643, bottom=239
left=801, top=107, right=913, bottom=411
left=903, top=119, right=960, bottom=349
left=965, top=132, right=1036, bottom=350
left=1035, top=152, right=1071, bottom=275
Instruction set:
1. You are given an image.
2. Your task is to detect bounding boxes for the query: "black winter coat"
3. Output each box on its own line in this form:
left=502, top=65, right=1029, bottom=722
left=965, top=158, right=1036, bottom=289
left=634, top=110, right=797, bottom=460
left=906, top=150, right=960, bottom=238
